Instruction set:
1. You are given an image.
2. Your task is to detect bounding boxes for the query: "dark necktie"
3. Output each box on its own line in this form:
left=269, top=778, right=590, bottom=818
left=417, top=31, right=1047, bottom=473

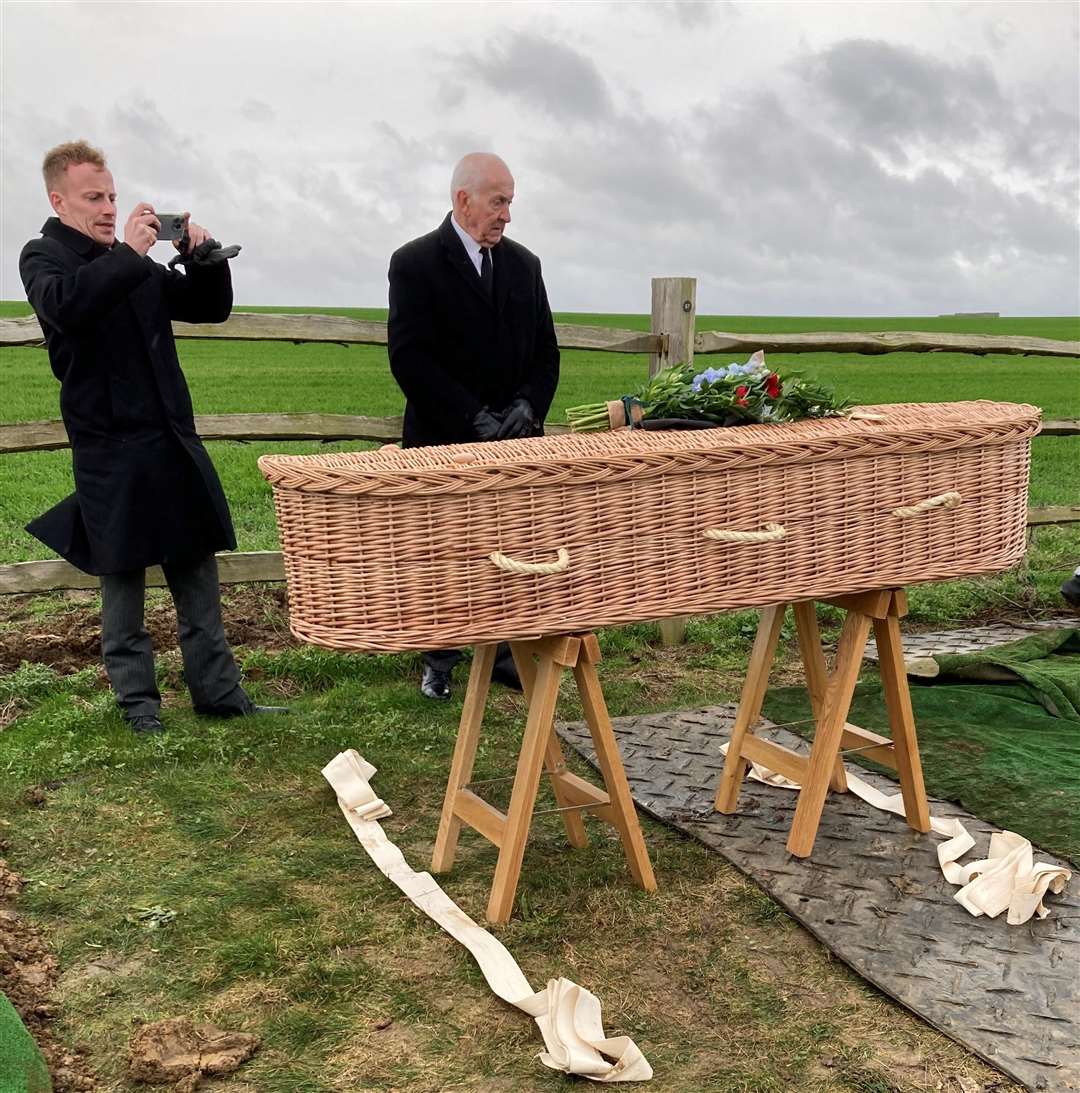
left=479, top=246, right=493, bottom=300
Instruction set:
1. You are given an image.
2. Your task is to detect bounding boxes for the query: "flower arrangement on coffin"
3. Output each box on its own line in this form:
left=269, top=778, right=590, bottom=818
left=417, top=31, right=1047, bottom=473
left=564, top=350, right=852, bottom=432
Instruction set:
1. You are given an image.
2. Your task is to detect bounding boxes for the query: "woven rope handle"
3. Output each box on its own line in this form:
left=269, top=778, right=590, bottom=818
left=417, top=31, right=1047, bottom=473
left=488, top=547, right=571, bottom=575
left=702, top=522, right=786, bottom=543
left=893, top=491, right=962, bottom=518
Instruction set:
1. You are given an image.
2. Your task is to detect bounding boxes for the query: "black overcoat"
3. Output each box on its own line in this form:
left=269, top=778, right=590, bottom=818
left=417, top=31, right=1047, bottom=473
left=19, top=218, right=236, bottom=575
left=387, top=213, right=560, bottom=447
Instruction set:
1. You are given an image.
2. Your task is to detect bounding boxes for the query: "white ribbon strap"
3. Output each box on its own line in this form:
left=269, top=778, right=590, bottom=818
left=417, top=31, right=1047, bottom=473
left=702, top=523, right=786, bottom=543
left=488, top=547, right=571, bottom=575
left=322, top=750, right=652, bottom=1082
left=892, top=491, right=962, bottom=517
left=720, top=742, right=1071, bottom=924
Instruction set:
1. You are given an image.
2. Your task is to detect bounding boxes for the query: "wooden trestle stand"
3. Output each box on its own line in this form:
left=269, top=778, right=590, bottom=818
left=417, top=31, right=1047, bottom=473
left=432, top=632, right=657, bottom=924
left=715, top=588, right=932, bottom=857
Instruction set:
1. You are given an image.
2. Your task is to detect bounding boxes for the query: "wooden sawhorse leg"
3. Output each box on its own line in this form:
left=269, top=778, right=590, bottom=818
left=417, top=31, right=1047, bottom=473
left=715, top=589, right=931, bottom=858
left=432, top=632, right=656, bottom=924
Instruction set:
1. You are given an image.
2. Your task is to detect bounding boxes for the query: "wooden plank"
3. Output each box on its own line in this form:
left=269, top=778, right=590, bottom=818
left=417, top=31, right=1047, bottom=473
left=573, top=655, right=657, bottom=891
left=0, top=419, right=70, bottom=453
left=695, top=329, right=1080, bottom=359
left=488, top=653, right=564, bottom=923
left=819, top=589, right=894, bottom=619
left=715, top=604, right=786, bottom=814
left=839, top=725, right=897, bottom=769
left=193, top=412, right=403, bottom=442
left=0, top=413, right=570, bottom=454
left=741, top=735, right=809, bottom=786
left=1027, top=506, right=1080, bottom=526
left=1040, top=420, right=1080, bottom=436
left=553, top=323, right=660, bottom=354
left=0, top=316, right=45, bottom=347
left=452, top=789, right=507, bottom=848
left=787, top=610, right=873, bottom=857
left=546, top=769, right=618, bottom=824
left=6, top=311, right=1075, bottom=357
left=0, top=413, right=406, bottom=453
left=874, top=613, right=932, bottom=833
left=432, top=643, right=497, bottom=872
left=0, top=551, right=284, bottom=595
left=0, top=312, right=661, bottom=354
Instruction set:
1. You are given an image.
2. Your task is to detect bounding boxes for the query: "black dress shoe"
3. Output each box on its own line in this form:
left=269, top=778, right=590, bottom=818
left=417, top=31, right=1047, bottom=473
left=129, top=715, right=164, bottom=735
left=421, top=666, right=452, bottom=700
left=1062, top=573, right=1080, bottom=608
left=491, top=661, right=524, bottom=692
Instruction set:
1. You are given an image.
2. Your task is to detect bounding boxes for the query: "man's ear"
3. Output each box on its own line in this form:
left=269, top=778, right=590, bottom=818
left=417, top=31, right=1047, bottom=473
left=48, top=190, right=64, bottom=215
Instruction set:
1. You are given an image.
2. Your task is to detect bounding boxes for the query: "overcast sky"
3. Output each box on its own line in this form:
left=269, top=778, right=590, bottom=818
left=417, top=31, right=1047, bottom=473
left=2, top=0, right=1077, bottom=316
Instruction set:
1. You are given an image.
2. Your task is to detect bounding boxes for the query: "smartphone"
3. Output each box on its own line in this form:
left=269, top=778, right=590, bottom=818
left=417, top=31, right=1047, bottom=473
left=155, top=213, right=187, bottom=242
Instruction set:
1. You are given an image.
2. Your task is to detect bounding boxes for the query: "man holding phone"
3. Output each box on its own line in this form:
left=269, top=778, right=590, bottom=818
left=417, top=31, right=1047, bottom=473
left=19, top=140, right=283, bottom=734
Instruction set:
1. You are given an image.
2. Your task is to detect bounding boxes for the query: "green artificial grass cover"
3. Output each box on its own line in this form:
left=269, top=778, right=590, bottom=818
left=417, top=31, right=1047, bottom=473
left=0, top=990, right=51, bottom=1093
left=761, top=635, right=1080, bottom=867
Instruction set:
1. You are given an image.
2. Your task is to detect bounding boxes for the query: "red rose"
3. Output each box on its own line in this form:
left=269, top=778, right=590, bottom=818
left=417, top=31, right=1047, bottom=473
left=735, top=385, right=749, bottom=406
left=766, top=373, right=782, bottom=398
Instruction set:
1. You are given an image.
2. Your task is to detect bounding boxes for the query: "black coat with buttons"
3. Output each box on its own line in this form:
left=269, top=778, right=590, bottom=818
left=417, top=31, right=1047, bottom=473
left=19, top=217, right=236, bottom=575
left=387, top=212, right=560, bottom=448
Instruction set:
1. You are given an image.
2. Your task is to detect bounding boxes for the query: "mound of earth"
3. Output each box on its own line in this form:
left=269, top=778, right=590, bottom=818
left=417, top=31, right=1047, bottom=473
left=0, top=858, right=96, bottom=1091
left=0, top=586, right=296, bottom=675
left=128, top=1017, right=259, bottom=1090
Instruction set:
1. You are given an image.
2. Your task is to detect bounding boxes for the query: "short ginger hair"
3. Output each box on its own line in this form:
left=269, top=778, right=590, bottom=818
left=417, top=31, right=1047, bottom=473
left=42, top=140, right=107, bottom=192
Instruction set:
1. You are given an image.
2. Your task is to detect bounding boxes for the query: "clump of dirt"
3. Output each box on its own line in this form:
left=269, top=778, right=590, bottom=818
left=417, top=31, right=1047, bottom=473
left=128, top=1017, right=259, bottom=1090
left=0, top=859, right=96, bottom=1091
left=0, top=585, right=297, bottom=675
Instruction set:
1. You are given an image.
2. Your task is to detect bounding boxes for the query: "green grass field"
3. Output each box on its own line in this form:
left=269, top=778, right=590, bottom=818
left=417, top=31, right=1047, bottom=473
left=2, top=305, right=1078, bottom=579
left=0, top=306, right=1077, bottom=1091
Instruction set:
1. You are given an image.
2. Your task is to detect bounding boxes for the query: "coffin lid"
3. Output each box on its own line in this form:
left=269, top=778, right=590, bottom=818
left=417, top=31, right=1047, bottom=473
left=258, top=400, right=1040, bottom=496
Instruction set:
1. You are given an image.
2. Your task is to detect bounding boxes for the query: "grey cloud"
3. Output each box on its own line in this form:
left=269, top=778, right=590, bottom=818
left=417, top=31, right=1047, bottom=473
left=467, top=32, right=613, bottom=122
left=521, top=36, right=1077, bottom=316
left=607, top=0, right=731, bottom=30
left=239, top=99, right=276, bottom=124
left=798, top=38, right=1005, bottom=155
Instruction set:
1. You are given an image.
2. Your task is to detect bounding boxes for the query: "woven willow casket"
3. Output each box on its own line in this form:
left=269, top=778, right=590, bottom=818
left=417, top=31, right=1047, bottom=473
left=258, top=401, right=1039, bottom=652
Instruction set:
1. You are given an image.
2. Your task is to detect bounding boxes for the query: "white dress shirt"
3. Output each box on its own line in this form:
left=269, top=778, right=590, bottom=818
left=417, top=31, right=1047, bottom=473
left=450, top=214, right=490, bottom=276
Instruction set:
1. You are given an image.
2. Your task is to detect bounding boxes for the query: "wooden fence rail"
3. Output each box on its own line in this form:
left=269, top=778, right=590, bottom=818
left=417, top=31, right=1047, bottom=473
left=2, top=311, right=1077, bottom=358
left=2, top=413, right=1077, bottom=455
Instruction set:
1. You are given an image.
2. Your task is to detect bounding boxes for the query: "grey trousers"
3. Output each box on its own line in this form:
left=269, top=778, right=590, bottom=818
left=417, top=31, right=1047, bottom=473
left=423, top=644, right=516, bottom=676
left=100, top=554, right=252, bottom=719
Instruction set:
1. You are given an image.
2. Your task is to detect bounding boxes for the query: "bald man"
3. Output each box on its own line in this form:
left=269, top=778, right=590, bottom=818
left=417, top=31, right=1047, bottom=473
left=388, top=152, right=560, bottom=699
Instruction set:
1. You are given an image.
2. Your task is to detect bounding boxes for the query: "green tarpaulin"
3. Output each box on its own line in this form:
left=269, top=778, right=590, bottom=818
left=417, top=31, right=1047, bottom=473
left=0, top=990, right=51, bottom=1093
left=910, top=628, right=1080, bottom=721
left=761, top=630, right=1080, bottom=867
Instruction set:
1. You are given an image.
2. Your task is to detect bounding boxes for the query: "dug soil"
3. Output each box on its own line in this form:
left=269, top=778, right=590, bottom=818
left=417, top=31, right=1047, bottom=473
left=0, top=857, right=97, bottom=1091
left=0, top=586, right=297, bottom=676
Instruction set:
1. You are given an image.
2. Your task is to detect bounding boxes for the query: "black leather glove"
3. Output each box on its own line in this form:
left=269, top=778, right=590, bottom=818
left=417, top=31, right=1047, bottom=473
left=496, top=398, right=536, bottom=439
left=472, top=408, right=504, bottom=442
left=168, top=238, right=242, bottom=269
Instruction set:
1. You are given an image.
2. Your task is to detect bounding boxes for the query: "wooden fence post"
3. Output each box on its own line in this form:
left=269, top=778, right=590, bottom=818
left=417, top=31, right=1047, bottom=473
left=651, top=277, right=697, bottom=645
left=649, top=277, right=696, bottom=378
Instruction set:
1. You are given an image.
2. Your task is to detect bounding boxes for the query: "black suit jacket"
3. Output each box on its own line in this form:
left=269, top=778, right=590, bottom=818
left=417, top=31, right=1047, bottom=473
left=387, top=213, right=559, bottom=447
left=19, top=218, right=236, bottom=575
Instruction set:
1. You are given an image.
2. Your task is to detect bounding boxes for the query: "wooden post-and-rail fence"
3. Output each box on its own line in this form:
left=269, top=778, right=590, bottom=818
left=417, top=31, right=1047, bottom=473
left=1, top=277, right=1077, bottom=608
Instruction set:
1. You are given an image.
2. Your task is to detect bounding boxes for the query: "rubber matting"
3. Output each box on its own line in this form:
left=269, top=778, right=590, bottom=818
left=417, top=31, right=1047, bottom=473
left=556, top=706, right=1079, bottom=1092
left=864, top=618, right=1078, bottom=662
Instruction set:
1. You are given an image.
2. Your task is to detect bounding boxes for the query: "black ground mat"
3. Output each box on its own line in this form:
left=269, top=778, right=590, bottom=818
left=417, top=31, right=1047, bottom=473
left=557, top=705, right=1080, bottom=1093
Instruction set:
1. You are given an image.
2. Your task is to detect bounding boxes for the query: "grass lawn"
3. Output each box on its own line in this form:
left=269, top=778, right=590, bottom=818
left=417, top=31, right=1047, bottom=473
left=0, top=306, right=1077, bottom=1090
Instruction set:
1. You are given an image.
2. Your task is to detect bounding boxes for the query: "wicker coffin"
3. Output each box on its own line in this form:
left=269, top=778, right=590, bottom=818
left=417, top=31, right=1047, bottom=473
left=258, top=401, right=1039, bottom=652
